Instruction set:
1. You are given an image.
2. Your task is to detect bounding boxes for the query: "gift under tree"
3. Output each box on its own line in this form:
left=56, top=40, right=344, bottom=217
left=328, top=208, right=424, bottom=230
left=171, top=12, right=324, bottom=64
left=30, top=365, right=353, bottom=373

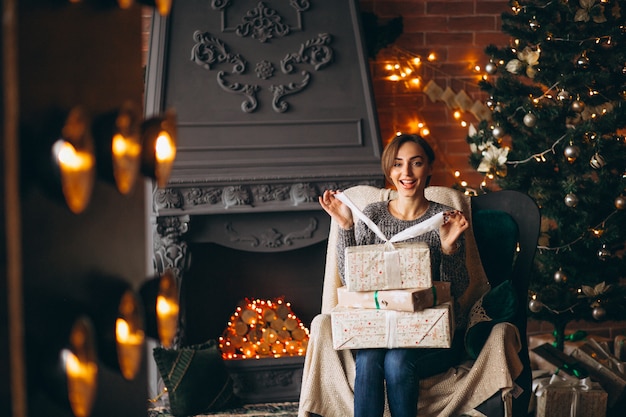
left=466, top=0, right=626, bottom=350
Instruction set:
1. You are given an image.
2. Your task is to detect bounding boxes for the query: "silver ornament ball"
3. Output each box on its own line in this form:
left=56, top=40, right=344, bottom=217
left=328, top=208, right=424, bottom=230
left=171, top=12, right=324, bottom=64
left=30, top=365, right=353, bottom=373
left=523, top=113, right=537, bottom=127
left=615, top=195, right=626, bottom=210
left=553, top=269, right=567, bottom=283
left=576, top=54, right=590, bottom=69
left=528, top=298, right=543, bottom=313
left=564, top=193, right=579, bottom=208
left=597, top=244, right=611, bottom=261
left=492, top=125, right=505, bottom=139
left=592, top=306, right=607, bottom=320
left=485, top=61, right=497, bottom=75
left=563, top=145, right=580, bottom=162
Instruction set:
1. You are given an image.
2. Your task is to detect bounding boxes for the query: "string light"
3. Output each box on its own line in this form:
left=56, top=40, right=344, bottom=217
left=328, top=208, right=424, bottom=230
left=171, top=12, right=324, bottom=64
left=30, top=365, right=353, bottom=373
left=218, top=297, right=309, bottom=360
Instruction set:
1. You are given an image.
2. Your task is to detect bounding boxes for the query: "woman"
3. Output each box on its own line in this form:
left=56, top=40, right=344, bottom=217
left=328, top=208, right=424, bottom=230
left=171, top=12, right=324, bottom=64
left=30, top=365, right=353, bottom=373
left=318, top=134, right=470, bottom=417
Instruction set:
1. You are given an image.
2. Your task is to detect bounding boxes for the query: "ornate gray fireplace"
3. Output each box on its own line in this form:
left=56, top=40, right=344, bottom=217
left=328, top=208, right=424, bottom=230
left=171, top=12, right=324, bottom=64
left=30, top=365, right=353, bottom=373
left=144, top=0, right=384, bottom=345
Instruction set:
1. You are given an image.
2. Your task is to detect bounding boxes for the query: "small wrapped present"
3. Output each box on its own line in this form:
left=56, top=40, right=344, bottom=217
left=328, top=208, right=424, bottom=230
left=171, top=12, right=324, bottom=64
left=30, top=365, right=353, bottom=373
left=615, top=335, right=626, bottom=361
left=336, top=192, right=443, bottom=291
left=531, top=343, right=589, bottom=379
left=570, top=340, right=626, bottom=407
left=330, top=302, right=454, bottom=350
left=336, top=282, right=451, bottom=312
left=534, top=373, right=607, bottom=417
left=528, top=332, right=612, bottom=372
left=345, top=241, right=432, bottom=291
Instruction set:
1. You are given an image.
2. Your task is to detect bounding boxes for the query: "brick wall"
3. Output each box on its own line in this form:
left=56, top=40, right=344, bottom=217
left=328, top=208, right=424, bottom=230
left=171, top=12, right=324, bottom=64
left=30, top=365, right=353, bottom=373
left=360, top=0, right=510, bottom=188
left=141, top=2, right=626, bottom=347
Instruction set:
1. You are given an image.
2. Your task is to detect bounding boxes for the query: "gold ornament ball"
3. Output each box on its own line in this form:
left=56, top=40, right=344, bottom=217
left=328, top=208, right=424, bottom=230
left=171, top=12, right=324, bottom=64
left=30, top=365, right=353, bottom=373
left=589, top=153, right=606, bottom=169
left=571, top=100, right=585, bottom=112
left=615, top=195, right=625, bottom=210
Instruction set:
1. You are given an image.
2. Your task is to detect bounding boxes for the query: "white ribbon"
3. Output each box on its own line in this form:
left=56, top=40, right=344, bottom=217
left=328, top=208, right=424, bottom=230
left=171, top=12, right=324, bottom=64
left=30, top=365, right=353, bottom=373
left=335, top=193, right=445, bottom=243
left=535, top=374, right=598, bottom=417
left=385, top=310, right=398, bottom=349
left=336, top=192, right=445, bottom=288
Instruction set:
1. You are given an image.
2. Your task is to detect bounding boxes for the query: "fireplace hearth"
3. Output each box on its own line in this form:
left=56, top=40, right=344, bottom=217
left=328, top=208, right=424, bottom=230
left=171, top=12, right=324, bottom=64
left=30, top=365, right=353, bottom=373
left=145, top=1, right=384, bottom=403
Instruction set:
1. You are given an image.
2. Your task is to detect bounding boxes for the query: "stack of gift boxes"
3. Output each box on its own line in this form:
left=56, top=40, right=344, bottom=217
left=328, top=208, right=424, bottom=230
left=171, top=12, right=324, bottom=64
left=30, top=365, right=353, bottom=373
left=330, top=241, right=454, bottom=350
left=530, top=332, right=626, bottom=417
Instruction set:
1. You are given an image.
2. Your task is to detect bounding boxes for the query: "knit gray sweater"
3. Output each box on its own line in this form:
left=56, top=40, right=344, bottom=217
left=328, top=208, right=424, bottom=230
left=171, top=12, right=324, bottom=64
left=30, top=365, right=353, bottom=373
left=336, top=200, right=470, bottom=328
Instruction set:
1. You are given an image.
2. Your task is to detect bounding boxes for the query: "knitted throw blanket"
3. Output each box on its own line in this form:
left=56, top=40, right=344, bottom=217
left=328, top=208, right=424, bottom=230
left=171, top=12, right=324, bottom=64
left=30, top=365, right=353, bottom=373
left=298, top=185, right=524, bottom=417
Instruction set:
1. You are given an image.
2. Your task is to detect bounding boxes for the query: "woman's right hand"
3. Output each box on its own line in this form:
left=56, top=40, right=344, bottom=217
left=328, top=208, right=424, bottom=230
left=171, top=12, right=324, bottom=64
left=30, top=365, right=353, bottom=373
left=319, top=190, right=354, bottom=230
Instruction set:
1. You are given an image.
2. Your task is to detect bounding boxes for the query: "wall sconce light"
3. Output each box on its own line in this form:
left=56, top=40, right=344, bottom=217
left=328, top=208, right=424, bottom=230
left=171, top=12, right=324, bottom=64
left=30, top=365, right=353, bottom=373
left=47, top=106, right=96, bottom=214
left=92, top=101, right=142, bottom=195
left=29, top=310, right=99, bottom=417
left=141, top=109, right=177, bottom=188
left=115, top=289, right=146, bottom=380
left=140, top=269, right=180, bottom=348
left=137, top=0, right=172, bottom=16
left=65, top=316, right=99, bottom=417
left=88, top=279, right=145, bottom=381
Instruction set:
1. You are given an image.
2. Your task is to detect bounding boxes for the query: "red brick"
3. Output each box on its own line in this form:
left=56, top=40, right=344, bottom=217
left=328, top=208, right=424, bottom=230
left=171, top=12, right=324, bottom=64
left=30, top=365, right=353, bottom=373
left=426, top=1, right=474, bottom=15
left=475, top=1, right=509, bottom=15
left=402, top=16, right=449, bottom=33
left=425, top=32, right=474, bottom=46
left=475, top=32, right=509, bottom=47
left=449, top=16, right=499, bottom=31
left=373, top=1, right=426, bottom=17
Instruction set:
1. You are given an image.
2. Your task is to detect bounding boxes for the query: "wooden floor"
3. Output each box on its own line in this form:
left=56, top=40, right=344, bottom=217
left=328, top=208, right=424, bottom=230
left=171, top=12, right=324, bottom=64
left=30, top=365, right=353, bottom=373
left=149, top=402, right=299, bottom=417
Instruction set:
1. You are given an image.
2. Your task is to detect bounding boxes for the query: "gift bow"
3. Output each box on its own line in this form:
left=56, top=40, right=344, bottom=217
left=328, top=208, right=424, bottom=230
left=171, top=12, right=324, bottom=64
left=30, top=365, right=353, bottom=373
left=535, top=374, right=601, bottom=417
left=335, top=193, right=444, bottom=288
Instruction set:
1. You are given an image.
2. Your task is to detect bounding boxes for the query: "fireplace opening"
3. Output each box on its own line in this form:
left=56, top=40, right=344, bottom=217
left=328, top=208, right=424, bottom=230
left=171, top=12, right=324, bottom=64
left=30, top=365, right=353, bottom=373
left=181, top=240, right=327, bottom=346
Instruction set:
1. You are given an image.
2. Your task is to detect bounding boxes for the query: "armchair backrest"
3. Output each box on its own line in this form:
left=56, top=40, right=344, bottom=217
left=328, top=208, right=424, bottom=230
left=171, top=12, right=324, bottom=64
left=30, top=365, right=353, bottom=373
left=321, top=186, right=541, bottom=327
left=471, top=190, right=540, bottom=336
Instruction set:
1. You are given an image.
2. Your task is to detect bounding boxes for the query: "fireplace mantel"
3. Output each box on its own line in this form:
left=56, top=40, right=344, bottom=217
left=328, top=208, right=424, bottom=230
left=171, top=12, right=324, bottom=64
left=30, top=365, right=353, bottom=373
left=144, top=1, right=383, bottom=347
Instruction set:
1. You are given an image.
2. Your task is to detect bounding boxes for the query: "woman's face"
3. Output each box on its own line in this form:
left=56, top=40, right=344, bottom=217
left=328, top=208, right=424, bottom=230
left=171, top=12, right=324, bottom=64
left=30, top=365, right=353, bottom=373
left=389, top=140, right=433, bottom=197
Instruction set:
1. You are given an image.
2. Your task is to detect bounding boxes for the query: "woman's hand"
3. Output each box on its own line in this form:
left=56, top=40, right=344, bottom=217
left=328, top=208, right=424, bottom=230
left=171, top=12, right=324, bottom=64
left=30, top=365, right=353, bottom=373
left=440, top=210, right=469, bottom=255
left=319, top=190, right=354, bottom=230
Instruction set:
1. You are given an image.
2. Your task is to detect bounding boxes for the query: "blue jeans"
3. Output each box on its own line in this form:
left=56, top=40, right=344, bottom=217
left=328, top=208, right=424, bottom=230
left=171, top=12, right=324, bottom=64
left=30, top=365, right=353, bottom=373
left=354, top=333, right=463, bottom=417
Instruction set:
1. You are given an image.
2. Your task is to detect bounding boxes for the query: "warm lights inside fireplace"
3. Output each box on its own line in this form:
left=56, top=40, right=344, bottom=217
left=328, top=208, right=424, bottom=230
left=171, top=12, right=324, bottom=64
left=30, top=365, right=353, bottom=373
left=218, top=298, right=309, bottom=359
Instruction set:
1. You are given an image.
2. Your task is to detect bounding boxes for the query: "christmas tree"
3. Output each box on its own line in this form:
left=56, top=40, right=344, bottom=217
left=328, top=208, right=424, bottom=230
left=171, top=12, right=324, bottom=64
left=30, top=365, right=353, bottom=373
left=466, top=0, right=626, bottom=349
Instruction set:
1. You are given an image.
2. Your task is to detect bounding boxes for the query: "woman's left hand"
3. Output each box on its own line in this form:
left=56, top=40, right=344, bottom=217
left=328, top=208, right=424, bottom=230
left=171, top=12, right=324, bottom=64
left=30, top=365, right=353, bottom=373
left=440, top=210, right=469, bottom=255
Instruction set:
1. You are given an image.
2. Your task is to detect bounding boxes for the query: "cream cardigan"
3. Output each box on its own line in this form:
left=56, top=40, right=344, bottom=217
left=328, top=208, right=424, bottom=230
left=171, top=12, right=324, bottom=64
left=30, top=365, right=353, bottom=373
left=298, top=185, right=524, bottom=417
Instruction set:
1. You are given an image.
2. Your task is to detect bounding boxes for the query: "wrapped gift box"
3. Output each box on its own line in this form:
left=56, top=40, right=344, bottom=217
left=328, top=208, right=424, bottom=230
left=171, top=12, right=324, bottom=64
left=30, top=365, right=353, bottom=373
left=531, top=343, right=589, bottom=380
left=570, top=341, right=626, bottom=407
left=345, top=241, right=431, bottom=291
left=330, top=302, right=453, bottom=350
left=529, top=333, right=612, bottom=372
left=615, top=335, right=626, bottom=361
left=535, top=374, right=607, bottom=417
left=336, top=282, right=451, bottom=312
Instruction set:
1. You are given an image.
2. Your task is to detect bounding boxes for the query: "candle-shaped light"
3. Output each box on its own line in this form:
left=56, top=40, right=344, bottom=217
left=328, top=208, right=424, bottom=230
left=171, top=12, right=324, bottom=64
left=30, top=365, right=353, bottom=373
left=115, top=290, right=145, bottom=380
left=141, top=109, right=177, bottom=188
left=65, top=316, right=98, bottom=417
left=54, top=139, right=95, bottom=214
